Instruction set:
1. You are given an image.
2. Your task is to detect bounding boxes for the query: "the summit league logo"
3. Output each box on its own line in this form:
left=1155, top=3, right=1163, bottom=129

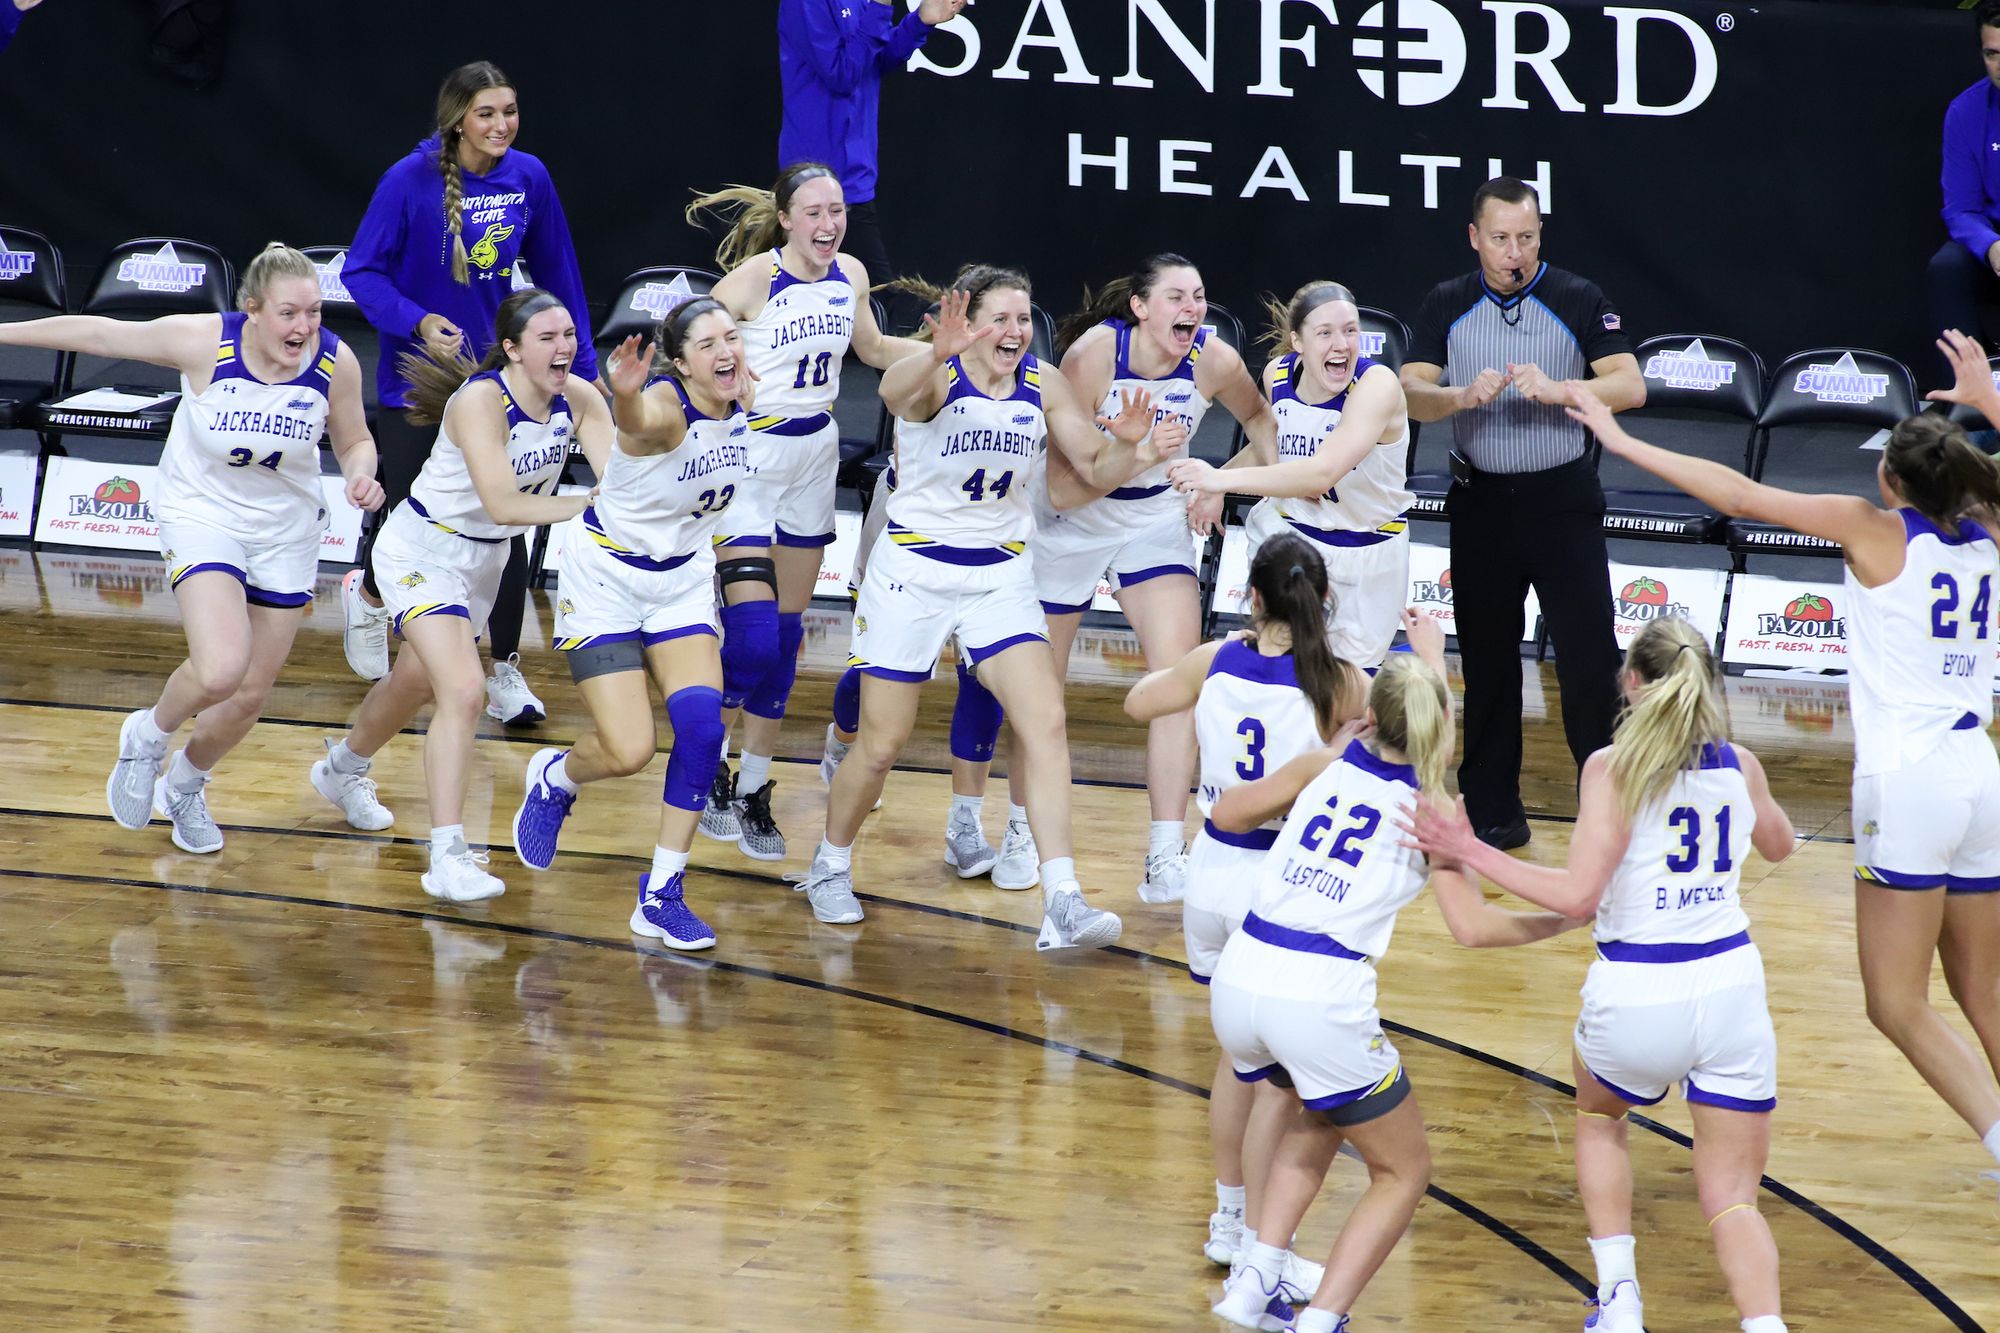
left=315, top=251, right=354, bottom=304
left=116, top=242, right=208, bottom=295
left=1644, top=339, right=1738, bottom=393
left=0, top=235, right=36, bottom=283
left=1792, top=352, right=1889, bottom=406
left=1614, top=576, right=1689, bottom=623
left=629, top=272, right=698, bottom=319
left=1756, top=592, right=1845, bottom=640
left=69, top=474, right=153, bottom=523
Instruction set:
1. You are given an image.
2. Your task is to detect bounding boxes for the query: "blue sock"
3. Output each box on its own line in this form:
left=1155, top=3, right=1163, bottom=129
left=745, top=610, right=805, bottom=720
left=832, top=665, right=862, bottom=735
left=949, top=660, right=1005, bottom=763
left=718, top=600, right=780, bottom=711
left=663, top=686, right=725, bottom=812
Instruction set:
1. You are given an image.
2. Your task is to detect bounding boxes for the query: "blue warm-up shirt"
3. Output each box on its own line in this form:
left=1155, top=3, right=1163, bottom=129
left=1942, top=77, right=2000, bottom=262
left=777, top=0, right=932, bottom=204
left=344, top=135, right=599, bottom=410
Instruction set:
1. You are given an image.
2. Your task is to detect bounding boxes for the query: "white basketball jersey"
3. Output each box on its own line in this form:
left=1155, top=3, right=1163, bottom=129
left=1083, top=320, right=1214, bottom=523
left=1595, top=743, right=1755, bottom=946
left=406, top=369, right=572, bottom=541
left=1846, top=509, right=1998, bottom=776
left=886, top=355, right=1045, bottom=557
left=157, top=312, right=337, bottom=538
left=1246, top=740, right=1429, bottom=960
left=1268, top=355, right=1412, bottom=535
left=740, top=251, right=857, bottom=419
left=1195, top=640, right=1323, bottom=833
left=586, top=377, right=751, bottom=562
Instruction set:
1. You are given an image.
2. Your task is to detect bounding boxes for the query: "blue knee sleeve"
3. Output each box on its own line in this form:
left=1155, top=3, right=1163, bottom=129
left=832, top=665, right=862, bottom=735
left=950, top=660, right=1005, bottom=763
left=745, top=611, right=805, bottom=721
left=719, top=599, right=781, bottom=710
left=663, top=686, right=725, bottom=812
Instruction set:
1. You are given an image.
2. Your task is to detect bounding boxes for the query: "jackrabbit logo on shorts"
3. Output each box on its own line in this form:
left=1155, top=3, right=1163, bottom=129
left=1756, top=592, right=1845, bottom=640
left=116, top=242, right=207, bottom=295
left=1643, top=339, right=1737, bottom=392
left=1791, top=352, right=1888, bottom=406
left=0, top=235, right=36, bottom=282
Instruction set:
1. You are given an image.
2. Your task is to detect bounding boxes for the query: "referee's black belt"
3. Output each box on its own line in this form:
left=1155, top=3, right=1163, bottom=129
left=1448, top=451, right=1592, bottom=486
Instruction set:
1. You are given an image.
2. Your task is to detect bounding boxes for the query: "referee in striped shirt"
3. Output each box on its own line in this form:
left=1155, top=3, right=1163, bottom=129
left=1402, top=177, right=1646, bottom=850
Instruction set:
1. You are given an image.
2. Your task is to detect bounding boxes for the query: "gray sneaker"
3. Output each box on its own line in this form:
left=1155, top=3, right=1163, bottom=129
left=699, top=762, right=741, bottom=842
left=107, top=709, right=167, bottom=830
left=152, top=768, right=223, bottom=855
left=943, top=816, right=999, bottom=878
left=1036, top=883, right=1121, bottom=951
left=991, top=819, right=1040, bottom=891
left=798, top=854, right=864, bottom=924
left=734, top=780, right=787, bottom=861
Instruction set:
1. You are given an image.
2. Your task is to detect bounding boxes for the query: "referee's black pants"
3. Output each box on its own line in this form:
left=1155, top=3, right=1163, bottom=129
left=1444, top=456, right=1621, bottom=831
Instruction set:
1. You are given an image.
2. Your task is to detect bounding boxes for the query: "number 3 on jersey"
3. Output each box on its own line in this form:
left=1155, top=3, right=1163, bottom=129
left=960, top=468, right=1014, bottom=503
left=227, top=448, right=282, bottom=471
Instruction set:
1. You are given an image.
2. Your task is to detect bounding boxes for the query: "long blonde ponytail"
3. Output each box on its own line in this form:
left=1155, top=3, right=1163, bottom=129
left=1607, top=617, right=1729, bottom=820
left=1369, top=654, right=1451, bottom=796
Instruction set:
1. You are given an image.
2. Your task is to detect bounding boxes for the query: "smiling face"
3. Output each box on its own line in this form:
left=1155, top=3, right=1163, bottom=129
left=1290, top=297, right=1363, bottom=399
left=457, top=85, right=518, bottom=164
left=781, top=175, right=847, bottom=272
left=1132, top=264, right=1206, bottom=363
left=244, top=275, right=323, bottom=372
left=504, top=305, right=576, bottom=395
left=674, top=309, right=745, bottom=399
left=965, top=285, right=1033, bottom=379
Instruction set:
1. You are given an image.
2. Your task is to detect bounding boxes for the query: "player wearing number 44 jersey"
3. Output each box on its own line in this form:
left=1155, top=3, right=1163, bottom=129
left=1410, top=617, right=1798, bottom=1333
left=0, top=244, right=384, bottom=855
left=1568, top=328, right=2000, bottom=1193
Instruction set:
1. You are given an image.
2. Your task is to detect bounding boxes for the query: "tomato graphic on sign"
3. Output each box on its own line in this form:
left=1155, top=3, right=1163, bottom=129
left=1621, top=576, right=1665, bottom=606
left=93, top=476, right=141, bottom=505
left=1784, top=594, right=1830, bottom=623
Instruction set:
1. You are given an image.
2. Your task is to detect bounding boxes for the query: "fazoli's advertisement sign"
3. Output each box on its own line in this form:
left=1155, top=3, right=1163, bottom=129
left=1719, top=574, right=1849, bottom=670
left=33, top=457, right=365, bottom=561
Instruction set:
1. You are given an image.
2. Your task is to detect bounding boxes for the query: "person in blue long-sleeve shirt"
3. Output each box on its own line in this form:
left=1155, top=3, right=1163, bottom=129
left=1927, top=1, right=2000, bottom=387
left=338, top=60, right=598, bottom=719
left=776, top=0, right=963, bottom=315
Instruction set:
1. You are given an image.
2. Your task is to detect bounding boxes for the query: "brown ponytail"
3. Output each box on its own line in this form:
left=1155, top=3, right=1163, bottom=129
left=1884, top=412, right=2000, bottom=528
left=432, top=61, right=512, bottom=286
left=891, top=264, right=1033, bottom=344
left=1245, top=532, right=1352, bottom=740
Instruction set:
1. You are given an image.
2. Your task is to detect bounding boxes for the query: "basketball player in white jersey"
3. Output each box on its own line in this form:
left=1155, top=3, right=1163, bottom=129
left=1169, top=282, right=1414, bottom=671
left=508, top=303, right=755, bottom=950
left=1204, top=644, right=1579, bottom=1333
left=0, top=244, right=384, bottom=853
left=798, top=268, right=1185, bottom=946
left=684, top=164, right=925, bottom=862
left=311, top=290, right=607, bottom=903
left=1568, top=333, right=2000, bottom=1182
left=1125, top=534, right=1365, bottom=1289
left=1408, top=617, right=1796, bottom=1333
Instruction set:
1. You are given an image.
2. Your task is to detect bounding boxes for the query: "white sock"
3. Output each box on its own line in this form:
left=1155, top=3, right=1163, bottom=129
left=646, top=845, right=690, bottom=889
left=718, top=730, right=732, bottom=763
left=545, top=751, right=577, bottom=793
left=949, top=793, right=983, bottom=827
left=1242, top=1227, right=1259, bottom=1249
left=738, top=751, right=773, bottom=792
left=1215, top=1181, right=1246, bottom=1214
left=1982, top=1119, right=2000, bottom=1165
left=1296, top=1311, right=1348, bottom=1333
left=1741, top=1318, right=1787, bottom=1333
left=327, top=739, right=369, bottom=775
left=1239, top=1238, right=1287, bottom=1281
left=166, top=750, right=209, bottom=794
left=1587, top=1234, right=1637, bottom=1298
left=817, top=838, right=852, bottom=872
left=1040, top=855, right=1077, bottom=894
left=1149, top=819, right=1183, bottom=857
left=1007, top=802, right=1029, bottom=828
left=430, top=824, right=465, bottom=862
left=133, top=707, right=170, bottom=749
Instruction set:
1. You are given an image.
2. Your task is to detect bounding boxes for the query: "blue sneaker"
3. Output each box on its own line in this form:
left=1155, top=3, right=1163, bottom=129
left=629, top=873, right=716, bottom=951
left=513, top=747, right=577, bottom=871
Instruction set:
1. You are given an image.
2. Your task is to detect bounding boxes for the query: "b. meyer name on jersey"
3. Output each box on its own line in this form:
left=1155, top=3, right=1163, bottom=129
left=206, top=408, right=319, bottom=441
left=676, top=443, right=749, bottom=482
left=771, top=312, right=854, bottom=350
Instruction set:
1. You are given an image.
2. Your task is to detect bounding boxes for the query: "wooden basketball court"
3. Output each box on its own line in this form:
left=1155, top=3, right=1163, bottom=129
left=1, top=547, right=1995, bottom=1331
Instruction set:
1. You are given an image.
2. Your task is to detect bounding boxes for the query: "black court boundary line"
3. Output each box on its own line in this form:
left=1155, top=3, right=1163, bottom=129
left=0, top=811, right=1965, bottom=1325
left=0, top=862, right=1597, bottom=1310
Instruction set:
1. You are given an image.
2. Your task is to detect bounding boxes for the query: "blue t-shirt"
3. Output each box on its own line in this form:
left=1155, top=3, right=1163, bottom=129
left=777, top=0, right=932, bottom=203
left=1942, top=77, right=2000, bottom=261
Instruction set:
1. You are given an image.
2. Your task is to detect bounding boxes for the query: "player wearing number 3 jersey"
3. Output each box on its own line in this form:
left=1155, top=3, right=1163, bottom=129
left=1567, top=328, right=2000, bottom=1198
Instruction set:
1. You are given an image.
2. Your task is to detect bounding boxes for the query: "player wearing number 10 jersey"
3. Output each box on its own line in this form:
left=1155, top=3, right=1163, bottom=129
left=1568, top=332, right=2000, bottom=1198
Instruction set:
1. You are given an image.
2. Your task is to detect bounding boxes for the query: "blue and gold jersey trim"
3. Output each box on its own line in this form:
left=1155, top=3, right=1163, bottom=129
left=885, top=522, right=1026, bottom=567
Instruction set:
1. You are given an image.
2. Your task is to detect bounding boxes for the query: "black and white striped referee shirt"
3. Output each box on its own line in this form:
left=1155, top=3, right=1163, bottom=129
left=1409, top=263, right=1631, bottom=475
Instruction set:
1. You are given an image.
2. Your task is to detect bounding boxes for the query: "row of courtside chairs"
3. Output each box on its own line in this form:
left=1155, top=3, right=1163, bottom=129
left=0, top=226, right=1976, bottom=598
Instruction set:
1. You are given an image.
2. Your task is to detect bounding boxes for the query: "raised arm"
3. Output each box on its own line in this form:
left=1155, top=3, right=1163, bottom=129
left=447, top=382, right=595, bottom=527
left=325, top=344, right=384, bottom=512
left=880, top=288, right=985, bottom=421
left=1124, top=638, right=1225, bottom=723
left=0, top=312, right=217, bottom=379
left=787, top=0, right=895, bottom=96
left=607, top=336, right=691, bottom=457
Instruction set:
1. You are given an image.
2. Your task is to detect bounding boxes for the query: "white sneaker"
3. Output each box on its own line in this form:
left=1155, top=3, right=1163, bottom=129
left=1036, top=883, right=1122, bottom=951
left=943, top=816, right=999, bottom=878
left=1205, top=1207, right=1245, bottom=1265
left=1212, top=1262, right=1293, bottom=1332
left=340, top=567, right=390, bottom=681
left=485, top=653, right=545, bottom=725
left=1276, top=1248, right=1324, bottom=1305
left=797, top=852, right=864, bottom=924
left=310, top=740, right=393, bottom=830
left=1583, top=1279, right=1643, bottom=1333
left=421, top=840, right=506, bottom=903
left=151, top=768, right=224, bottom=854
left=107, top=709, right=167, bottom=830
left=818, top=724, right=881, bottom=812
left=1137, top=844, right=1188, bottom=904
left=991, top=819, right=1040, bottom=891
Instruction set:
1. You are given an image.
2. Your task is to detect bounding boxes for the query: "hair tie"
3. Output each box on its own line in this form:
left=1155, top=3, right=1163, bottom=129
left=1286, top=563, right=1305, bottom=580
